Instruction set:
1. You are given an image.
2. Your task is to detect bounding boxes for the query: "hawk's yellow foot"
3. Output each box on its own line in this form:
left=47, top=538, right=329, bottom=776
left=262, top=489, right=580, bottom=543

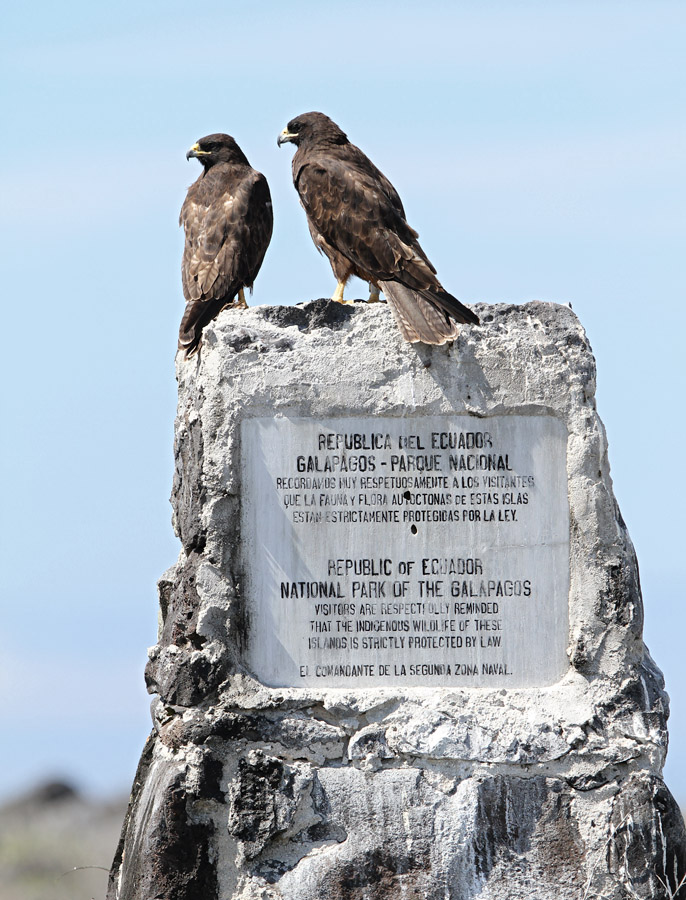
left=235, top=288, right=249, bottom=309
left=331, top=281, right=354, bottom=305
left=367, top=283, right=382, bottom=303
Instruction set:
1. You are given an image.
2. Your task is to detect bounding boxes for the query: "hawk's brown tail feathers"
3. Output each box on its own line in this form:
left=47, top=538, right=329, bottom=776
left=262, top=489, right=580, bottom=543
left=379, top=282, right=478, bottom=345
left=421, top=288, right=480, bottom=327
left=178, top=298, right=229, bottom=357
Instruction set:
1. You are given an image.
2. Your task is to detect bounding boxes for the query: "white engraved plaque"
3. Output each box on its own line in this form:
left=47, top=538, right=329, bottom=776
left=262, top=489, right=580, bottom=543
left=241, top=415, right=569, bottom=688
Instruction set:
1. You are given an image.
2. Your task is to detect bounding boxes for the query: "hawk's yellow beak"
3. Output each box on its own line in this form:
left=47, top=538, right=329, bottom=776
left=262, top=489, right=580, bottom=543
left=277, top=129, right=297, bottom=147
left=186, top=142, right=210, bottom=160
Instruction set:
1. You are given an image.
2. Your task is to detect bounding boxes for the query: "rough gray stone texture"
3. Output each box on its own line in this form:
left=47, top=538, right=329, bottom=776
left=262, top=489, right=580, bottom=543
left=108, top=299, right=685, bottom=900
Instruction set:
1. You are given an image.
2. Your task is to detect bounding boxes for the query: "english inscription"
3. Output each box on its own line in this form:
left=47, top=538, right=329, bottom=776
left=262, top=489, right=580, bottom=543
left=241, top=415, right=570, bottom=688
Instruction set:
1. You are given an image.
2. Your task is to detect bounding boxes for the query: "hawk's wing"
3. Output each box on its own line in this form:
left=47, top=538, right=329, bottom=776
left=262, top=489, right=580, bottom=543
left=342, top=143, right=407, bottom=221
left=179, top=167, right=272, bottom=355
left=295, top=155, right=428, bottom=287
left=180, top=168, right=272, bottom=304
left=295, top=154, right=477, bottom=334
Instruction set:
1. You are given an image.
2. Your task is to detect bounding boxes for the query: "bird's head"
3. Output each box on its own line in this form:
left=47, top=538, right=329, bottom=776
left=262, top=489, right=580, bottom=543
left=277, top=112, right=348, bottom=149
left=186, top=133, right=249, bottom=168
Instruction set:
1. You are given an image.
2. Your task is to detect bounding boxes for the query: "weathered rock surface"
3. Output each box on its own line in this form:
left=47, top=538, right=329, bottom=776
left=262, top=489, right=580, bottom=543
left=108, top=300, right=685, bottom=899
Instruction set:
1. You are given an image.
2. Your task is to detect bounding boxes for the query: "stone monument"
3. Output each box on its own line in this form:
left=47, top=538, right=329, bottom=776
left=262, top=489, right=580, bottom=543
left=107, top=300, right=686, bottom=900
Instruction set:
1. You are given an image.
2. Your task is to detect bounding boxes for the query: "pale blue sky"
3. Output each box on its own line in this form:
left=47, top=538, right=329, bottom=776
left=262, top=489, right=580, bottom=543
left=1, top=1, right=684, bottom=802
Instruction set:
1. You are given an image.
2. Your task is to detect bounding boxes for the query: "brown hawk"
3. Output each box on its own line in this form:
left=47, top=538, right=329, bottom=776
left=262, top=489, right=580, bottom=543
left=179, top=133, right=273, bottom=356
left=278, top=112, right=478, bottom=344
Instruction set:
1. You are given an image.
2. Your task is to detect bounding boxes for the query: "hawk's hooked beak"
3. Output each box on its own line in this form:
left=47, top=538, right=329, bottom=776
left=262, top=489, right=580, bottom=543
left=277, top=128, right=297, bottom=148
left=186, top=142, right=210, bottom=160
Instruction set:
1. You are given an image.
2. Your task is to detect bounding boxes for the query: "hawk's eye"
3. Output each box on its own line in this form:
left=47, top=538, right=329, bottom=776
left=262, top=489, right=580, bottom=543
left=289, top=122, right=300, bottom=132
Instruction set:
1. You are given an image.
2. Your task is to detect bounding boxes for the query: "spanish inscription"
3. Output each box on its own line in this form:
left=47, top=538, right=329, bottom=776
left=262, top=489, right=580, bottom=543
left=241, top=415, right=569, bottom=688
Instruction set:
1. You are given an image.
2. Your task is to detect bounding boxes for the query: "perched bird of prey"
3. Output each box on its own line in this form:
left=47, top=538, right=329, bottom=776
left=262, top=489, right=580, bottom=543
left=179, top=133, right=273, bottom=356
left=277, top=112, right=478, bottom=344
